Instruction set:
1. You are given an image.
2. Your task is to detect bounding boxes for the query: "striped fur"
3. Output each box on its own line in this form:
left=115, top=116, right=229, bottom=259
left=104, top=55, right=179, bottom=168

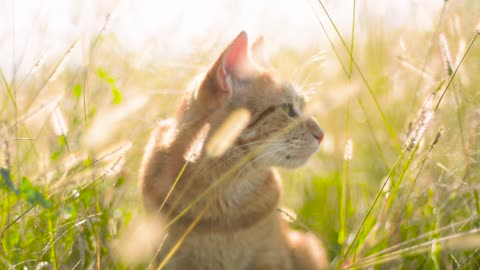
left=140, top=31, right=327, bottom=270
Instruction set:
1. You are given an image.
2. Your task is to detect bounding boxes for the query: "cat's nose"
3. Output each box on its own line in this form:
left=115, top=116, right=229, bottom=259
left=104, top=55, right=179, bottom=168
left=312, top=129, right=324, bottom=142
left=306, top=117, right=324, bottom=143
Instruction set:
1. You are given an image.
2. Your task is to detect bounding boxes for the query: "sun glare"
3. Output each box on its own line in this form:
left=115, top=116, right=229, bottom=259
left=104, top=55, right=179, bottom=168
left=0, top=0, right=441, bottom=81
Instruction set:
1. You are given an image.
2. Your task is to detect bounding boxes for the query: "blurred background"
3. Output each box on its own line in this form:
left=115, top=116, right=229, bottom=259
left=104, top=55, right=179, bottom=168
left=1, top=0, right=443, bottom=80
left=1, top=0, right=480, bottom=269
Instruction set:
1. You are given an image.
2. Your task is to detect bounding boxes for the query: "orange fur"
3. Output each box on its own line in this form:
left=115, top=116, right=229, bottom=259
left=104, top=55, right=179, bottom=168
left=139, top=31, right=328, bottom=270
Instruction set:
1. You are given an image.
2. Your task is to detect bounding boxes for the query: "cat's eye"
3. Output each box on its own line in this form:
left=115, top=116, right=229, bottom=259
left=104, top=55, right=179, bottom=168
left=281, top=104, right=297, bottom=117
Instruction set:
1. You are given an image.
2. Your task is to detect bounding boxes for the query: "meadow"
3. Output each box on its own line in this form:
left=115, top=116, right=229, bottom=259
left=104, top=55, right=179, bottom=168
left=1, top=0, right=480, bottom=269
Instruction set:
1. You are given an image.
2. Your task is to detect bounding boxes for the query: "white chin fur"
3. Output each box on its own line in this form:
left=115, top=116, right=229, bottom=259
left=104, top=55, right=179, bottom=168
left=279, top=154, right=312, bottom=169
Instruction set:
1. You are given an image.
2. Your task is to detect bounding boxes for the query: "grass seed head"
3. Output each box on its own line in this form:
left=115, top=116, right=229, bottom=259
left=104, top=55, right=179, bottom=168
left=431, top=128, right=443, bottom=149
left=206, top=108, right=251, bottom=157
left=407, top=111, right=433, bottom=151
left=344, top=138, right=353, bottom=161
left=185, top=123, right=210, bottom=162
left=112, top=215, right=166, bottom=266
left=439, top=33, right=453, bottom=76
left=50, top=107, right=69, bottom=135
left=454, top=39, right=466, bottom=69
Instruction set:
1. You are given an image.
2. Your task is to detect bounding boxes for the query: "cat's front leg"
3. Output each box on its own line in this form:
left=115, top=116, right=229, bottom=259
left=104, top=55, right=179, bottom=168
left=250, top=249, right=292, bottom=270
left=250, top=228, right=293, bottom=270
left=286, top=230, right=329, bottom=270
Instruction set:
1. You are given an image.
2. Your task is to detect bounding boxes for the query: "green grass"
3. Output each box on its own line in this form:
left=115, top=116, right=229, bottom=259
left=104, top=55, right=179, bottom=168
left=1, top=0, right=480, bottom=269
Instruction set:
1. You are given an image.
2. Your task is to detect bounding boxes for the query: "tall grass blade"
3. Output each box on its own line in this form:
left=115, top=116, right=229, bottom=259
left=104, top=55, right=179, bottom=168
left=307, top=0, right=349, bottom=76
left=412, top=2, right=447, bottom=97
left=348, top=0, right=356, bottom=77
left=315, top=0, right=396, bottom=140
left=157, top=204, right=209, bottom=270
left=347, top=229, right=480, bottom=269
left=344, top=150, right=407, bottom=259
left=337, top=104, right=351, bottom=268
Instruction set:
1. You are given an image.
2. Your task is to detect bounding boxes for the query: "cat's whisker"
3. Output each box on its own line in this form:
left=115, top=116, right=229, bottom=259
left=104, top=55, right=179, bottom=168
left=169, top=141, right=279, bottom=205
left=237, top=147, right=286, bottom=173
left=197, top=116, right=309, bottom=178
left=282, top=152, right=296, bottom=167
left=293, top=52, right=326, bottom=82
left=224, top=140, right=281, bottom=155
left=302, top=87, right=321, bottom=99
left=195, top=139, right=286, bottom=176
left=243, top=145, right=291, bottom=167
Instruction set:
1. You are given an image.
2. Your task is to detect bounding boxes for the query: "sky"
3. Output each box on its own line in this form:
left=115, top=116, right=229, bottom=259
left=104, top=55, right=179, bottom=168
left=0, top=0, right=441, bottom=81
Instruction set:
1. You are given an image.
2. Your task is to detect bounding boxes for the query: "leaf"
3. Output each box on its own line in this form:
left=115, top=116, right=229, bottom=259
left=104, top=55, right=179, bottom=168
left=114, top=176, right=125, bottom=188
left=51, top=151, right=60, bottom=161
left=58, top=135, right=67, bottom=146
left=97, top=68, right=115, bottom=84
left=97, top=68, right=108, bottom=79
left=83, top=156, right=92, bottom=167
left=20, top=177, right=52, bottom=209
left=112, top=86, right=123, bottom=105
left=73, top=84, right=82, bottom=98
left=89, top=105, right=97, bottom=118
left=97, top=68, right=122, bottom=104
left=0, top=167, right=19, bottom=195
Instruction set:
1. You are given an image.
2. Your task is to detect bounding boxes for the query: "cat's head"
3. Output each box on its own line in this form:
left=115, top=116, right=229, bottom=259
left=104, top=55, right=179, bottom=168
left=192, top=31, right=323, bottom=168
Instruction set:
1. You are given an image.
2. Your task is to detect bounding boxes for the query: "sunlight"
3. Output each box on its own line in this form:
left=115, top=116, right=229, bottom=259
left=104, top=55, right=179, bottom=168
left=0, top=0, right=441, bottom=81
left=2, top=0, right=480, bottom=268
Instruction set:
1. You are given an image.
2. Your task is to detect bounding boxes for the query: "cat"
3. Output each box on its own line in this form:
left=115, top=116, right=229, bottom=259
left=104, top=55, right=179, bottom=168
left=139, top=31, right=328, bottom=270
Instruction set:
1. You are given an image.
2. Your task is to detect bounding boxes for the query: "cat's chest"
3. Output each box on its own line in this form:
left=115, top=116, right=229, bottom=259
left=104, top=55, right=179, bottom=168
left=222, top=174, right=263, bottom=208
left=188, top=234, right=258, bottom=269
left=218, top=169, right=281, bottom=209
left=166, top=213, right=279, bottom=269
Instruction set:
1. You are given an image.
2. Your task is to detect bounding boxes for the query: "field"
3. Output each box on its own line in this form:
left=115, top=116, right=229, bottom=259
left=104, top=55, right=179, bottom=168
left=1, top=0, right=480, bottom=269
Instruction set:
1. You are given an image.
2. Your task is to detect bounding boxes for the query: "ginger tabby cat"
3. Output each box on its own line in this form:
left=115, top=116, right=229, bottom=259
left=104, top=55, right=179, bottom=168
left=140, top=31, right=328, bottom=270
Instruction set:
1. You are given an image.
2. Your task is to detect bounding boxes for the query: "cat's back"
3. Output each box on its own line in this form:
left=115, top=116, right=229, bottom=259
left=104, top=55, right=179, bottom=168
left=139, top=118, right=177, bottom=209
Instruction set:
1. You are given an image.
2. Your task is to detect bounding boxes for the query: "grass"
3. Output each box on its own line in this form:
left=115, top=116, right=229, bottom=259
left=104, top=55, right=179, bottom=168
left=1, top=0, right=480, bottom=269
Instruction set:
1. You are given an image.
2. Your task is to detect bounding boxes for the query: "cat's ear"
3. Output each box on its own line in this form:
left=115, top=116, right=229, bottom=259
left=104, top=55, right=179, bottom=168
left=216, top=31, right=252, bottom=93
left=251, top=35, right=266, bottom=66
